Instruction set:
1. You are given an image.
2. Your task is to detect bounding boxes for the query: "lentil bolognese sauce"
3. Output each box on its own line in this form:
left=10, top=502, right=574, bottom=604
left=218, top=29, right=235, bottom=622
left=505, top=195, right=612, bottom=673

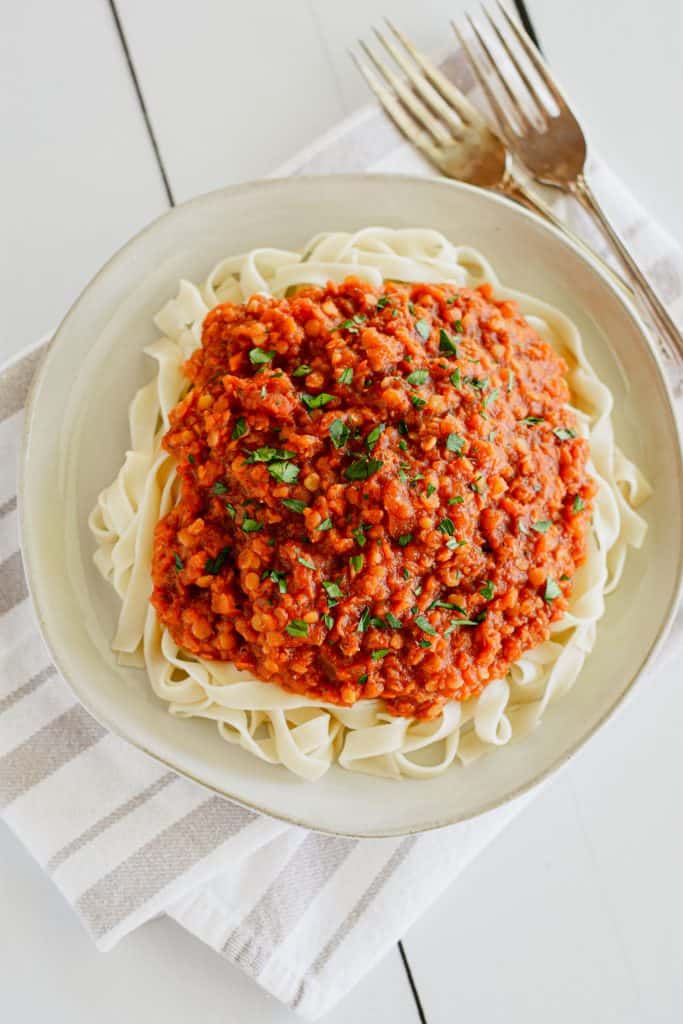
left=151, top=276, right=597, bottom=721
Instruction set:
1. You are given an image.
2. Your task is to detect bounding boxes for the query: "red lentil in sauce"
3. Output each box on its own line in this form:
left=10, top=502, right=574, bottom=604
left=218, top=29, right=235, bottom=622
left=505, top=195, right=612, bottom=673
left=151, top=277, right=596, bottom=720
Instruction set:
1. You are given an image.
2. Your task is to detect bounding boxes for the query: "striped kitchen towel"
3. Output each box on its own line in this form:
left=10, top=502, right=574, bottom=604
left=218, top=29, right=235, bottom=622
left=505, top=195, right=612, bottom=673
left=2, top=58, right=683, bottom=1022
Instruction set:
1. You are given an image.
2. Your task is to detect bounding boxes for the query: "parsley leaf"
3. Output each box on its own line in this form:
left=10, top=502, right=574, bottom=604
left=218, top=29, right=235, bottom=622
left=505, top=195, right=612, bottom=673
left=531, top=520, right=551, bottom=534
left=544, top=578, right=562, bottom=602
left=315, top=517, right=333, bottom=532
left=212, top=482, right=227, bottom=495
left=414, top=614, right=436, bottom=636
left=174, top=553, right=183, bottom=571
left=480, top=580, right=495, bottom=601
left=366, top=422, right=386, bottom=450
left=344, top=457, right=383, bottom=481
left=572, top=495, right=586, bottom=514
left=371, top=648, right=391, bottom=661
left=322, top=580, right=344, bottom=601
left=297, top=555, right=315, bottom=569
left=301, top=392, right=335, bottom=411
left=397, top=533, right=413, bottom=547
left=437, top=517, right=455, bottom=536
left=385, top=612, right=402, bottom=629
left=249, top=348, right=275, bottom=365
left=338, top=367, right=353, bottom=385
left=231, top=417, right=247, bottom=440
left=282, top=498, right=307, bottom=514
left=350, top=554, right=364, bottom=572
left=446, top=433, right=465, bottom=454
left=268, top=461, right=299, bottom=484
left=553, top=427, right=577, bottom=441
left=286, top=619, right=309, bottom=638
left=406, top=369, right=429, bottom=386
left=205, top=547, right=230, bottom=574
left=329, top=419, right=350, bottom=449
left=292, top=364, right=312, bottom=377
left=439, top=329, right=458, bottom=355
left=415, top=318, right=431, bottom=341
left=241, top=519, right=262, bottom=533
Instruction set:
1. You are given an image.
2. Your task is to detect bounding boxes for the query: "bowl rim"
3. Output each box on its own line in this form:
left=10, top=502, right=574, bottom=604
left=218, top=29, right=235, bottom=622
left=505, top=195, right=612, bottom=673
left=19, top=172, right=683, bottom=837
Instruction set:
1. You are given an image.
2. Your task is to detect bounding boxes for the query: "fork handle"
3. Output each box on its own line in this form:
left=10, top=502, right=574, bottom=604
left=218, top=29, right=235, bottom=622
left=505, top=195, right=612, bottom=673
left=571, top=174, right=683, bottom=364
left=502, top=176, right=632, bottom=298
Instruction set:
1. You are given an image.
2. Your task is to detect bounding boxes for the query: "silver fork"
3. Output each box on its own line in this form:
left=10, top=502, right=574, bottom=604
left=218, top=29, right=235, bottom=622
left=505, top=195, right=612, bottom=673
left=455, top=1, right=683, bottom=364
left=350, top=22, right=626, bottom=290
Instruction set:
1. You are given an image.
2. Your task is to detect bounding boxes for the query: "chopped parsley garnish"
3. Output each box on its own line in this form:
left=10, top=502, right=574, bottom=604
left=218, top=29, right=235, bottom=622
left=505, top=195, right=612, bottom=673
left=553, top=427, right=577, bottom=441
left=465, top=376, right=488, bottom=391
left=397, top=420, right=409, bottom=436
left=406, top=369, right=429, bottom=386
left=561, top=573, right=571, bottom=582
left=329, top=418, right=350, bottom=449
left=531, top=520, right=551, bottom=534
left=572, top=495, right=586, bottom=514
left=282, top=498, right=307, bottom=514
left=212, top=481, right=227, bottom=495
left=315, top=517, right=333, bottom=532
left=338, top=367, right=353, bottom=385
left=301, top=392, right=335, bottom=411
left=292, top=364, right=312, bottom=377
left=452, top=319, right=463, bottom=333
left=231, top=417, right=247, bottom=440
left=450, top=368, right=461, bottom=388
left=371, top=648, right=391, bottom=661
left=268, top=461, right=299, bottom=484
left=410, top=395, right=426, bottom=410
left=544, top=578, right=562, bottom=602
left=297, top=555, right=315, bottom=569
left=322, top=613, right=334, bottom=630
left=350, top=554, right=364, bottom=573
left=444, top=617, right=480, bottom=634
left=245, top=446, right=295, bottom=464
left=322, top=580, right=344, bottom=601
left=352, top=525, right=367, bottom=547
left=249, top=347, right=275, bottom=365
left=521, top=416, right=545, bottom=425
left=286, top=619, right=309, bottom=638
left=446, top=433, right=465, bottom=455
left=267, top=570, right=288, bottom=594
left=376, top=295, right=391, bottom=309
left=357, top=607, right=371, bottom=632
left=429, top=600, right=467, bottom=613
left=415, top=318, right=431, bottom=341
left=241, top=518, right=262, bottom=533
left=358, top=672, right=369, bottom=684
left=445, top=538, right=465, bottom=550
left=408, top=302, right=416, bottom=315
left=438, top=328, right=458, bottom=355
left=426, top=483, right=437, bottom=497
left=397, top=533, right=413, bottom=547
left=469, top=477, right=485, bottom=495
left=480, top=580, right=495, bottom=601
left=366, top=422, right=386, bottom=450
left=345, top=456, right=383, bottom=481
left=402, top=568, right=410, bottom=580
left=205, top=547, right=230, bottom=574
left=399, top=440, right=408, bottom=451
left=482, top=387, right=499, bottom=410
left=336, top=314, right=366, bottom=334
left=225, top=502, right=236, bottom=519
left=173, top=553, right=184, bottom=571
left=437, top=517, right=455, bottom=536
left=385, top=612, right=402, bottom=630
left=188, top=454, right=195, bottom=465
left=418, top=639, right=431, bottom=648
left=414, top=614, right=436, bottom=636
left=449, top=496, right=464, bottom=505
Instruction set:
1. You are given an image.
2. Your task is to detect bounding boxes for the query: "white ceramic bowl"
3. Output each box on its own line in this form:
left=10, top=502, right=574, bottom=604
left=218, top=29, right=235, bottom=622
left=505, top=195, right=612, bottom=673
left=20, top=174, right=683, bottom=836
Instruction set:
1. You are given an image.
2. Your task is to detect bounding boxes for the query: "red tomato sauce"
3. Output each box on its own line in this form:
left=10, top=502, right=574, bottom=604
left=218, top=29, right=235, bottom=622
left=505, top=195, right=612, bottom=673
left=151, top=277, right=596, bottom=719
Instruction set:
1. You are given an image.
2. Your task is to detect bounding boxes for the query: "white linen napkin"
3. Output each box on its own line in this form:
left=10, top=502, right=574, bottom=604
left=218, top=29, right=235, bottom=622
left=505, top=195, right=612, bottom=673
left=1, top=63, right=682, bottom=1020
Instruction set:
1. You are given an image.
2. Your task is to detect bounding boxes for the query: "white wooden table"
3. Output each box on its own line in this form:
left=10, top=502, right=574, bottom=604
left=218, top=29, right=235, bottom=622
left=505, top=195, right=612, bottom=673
left=1, top=2, right=682, bottom=1021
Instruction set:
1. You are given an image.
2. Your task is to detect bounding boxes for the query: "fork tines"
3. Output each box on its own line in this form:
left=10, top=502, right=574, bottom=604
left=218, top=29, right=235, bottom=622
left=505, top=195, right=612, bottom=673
left=351, top=19, right=486, bottom=160
left=452, top=1, right=567, bottom=141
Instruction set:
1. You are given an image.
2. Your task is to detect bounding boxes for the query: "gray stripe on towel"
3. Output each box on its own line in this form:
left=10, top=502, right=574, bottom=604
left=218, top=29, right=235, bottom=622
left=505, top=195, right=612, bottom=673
left=77, top=796, right=256, bottom=939
left=223, top=832, right=355, bottom=974
left=0, top=704, right=105, bottom=809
